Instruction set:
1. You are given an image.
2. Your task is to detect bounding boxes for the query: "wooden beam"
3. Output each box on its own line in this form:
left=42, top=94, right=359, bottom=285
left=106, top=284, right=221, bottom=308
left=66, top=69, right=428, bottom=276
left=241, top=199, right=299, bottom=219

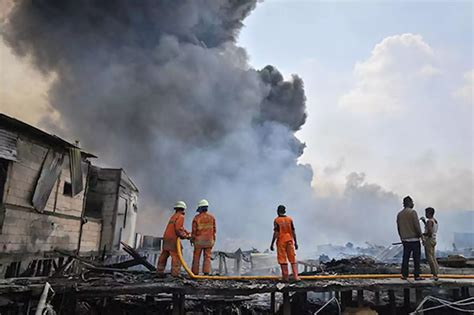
left=415, top=288, right=423, bottom=306
left=461, top=286, right=470, bottom=298
left=341, top=290, right=352, bottom=309
left=120, top=241, right=156, bottom=271
left=282, top=292, right=291, bottom=315
left=172, top=293, right=185, bottom=315
left=452, top=288, right=460, bottom=300
left=293, top=292, right=307, bottom=314
left=403, top=288, right=410, bottom=310
left=388, top=290, right=396, bottom=315
left=270, top=292, right=276, bottom=314
left=374, top=291, right=380, bottom=305
left=105, top=258, right=142, bottom=269
left=52, top=257, right=74, bottom=277
left=357, top=290, right=364, bottom=307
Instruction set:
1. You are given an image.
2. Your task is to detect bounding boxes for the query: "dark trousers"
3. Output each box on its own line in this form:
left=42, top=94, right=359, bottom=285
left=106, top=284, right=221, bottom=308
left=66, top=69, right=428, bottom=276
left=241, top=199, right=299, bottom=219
left=401, top=241, right=421, bottom=277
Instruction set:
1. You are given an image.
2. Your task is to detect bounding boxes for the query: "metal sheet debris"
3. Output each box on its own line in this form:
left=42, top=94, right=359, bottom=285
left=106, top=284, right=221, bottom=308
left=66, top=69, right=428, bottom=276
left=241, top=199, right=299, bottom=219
left=32, top=150, right=64, bottom=212
left=69, top=148, right=84, bottom=196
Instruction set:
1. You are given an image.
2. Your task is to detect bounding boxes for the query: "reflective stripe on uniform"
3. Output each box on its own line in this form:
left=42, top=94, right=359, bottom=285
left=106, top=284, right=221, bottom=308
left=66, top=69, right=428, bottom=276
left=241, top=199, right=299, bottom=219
left=197, top=223, right=214, bottom=230
left=195, top=239, right=215, bottom=247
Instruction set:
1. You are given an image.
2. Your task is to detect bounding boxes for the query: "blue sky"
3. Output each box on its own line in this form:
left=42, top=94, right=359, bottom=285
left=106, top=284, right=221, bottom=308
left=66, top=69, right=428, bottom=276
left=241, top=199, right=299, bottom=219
left=238, top=1, right=473, bottom=240
left=239, top=1, right=472, bottom=72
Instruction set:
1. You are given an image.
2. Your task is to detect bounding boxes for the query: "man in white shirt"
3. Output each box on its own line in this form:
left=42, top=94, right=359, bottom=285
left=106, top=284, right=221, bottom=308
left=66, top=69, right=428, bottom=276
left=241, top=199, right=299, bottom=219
left=422, top=207, right=439, bottom=280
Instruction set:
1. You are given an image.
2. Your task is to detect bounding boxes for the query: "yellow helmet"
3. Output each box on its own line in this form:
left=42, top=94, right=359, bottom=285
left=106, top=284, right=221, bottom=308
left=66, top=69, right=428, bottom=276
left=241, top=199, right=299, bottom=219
left=197, top=199, right=209, bottom=207
left=174, top=201, right=187, bottom=210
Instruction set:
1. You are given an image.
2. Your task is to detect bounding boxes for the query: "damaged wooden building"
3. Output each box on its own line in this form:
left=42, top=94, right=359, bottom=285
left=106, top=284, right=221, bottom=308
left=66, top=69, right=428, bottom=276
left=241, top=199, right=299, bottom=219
left=0, top=114, right=140, bottom=278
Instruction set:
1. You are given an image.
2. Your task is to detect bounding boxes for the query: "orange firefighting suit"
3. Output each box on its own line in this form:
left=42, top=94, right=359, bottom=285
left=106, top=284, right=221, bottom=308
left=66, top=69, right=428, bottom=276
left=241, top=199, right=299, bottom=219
left=274, top=216, right=296, bottom=265
left=191, top=212, right=216, bottom=275
left=157, top=211, right=190, bottom=276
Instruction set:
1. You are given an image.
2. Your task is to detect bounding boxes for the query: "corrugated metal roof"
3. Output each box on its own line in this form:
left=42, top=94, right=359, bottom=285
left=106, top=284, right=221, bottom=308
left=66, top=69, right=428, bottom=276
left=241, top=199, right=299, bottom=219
left=0, top=128, right=18, bottom=161
left=0, top=113, right=96, bottom=158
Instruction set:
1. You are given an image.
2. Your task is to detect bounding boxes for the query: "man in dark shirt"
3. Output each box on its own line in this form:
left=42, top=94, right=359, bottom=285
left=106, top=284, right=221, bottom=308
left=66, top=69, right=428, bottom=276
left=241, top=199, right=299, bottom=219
left=396, top=196, right=423, bottom=280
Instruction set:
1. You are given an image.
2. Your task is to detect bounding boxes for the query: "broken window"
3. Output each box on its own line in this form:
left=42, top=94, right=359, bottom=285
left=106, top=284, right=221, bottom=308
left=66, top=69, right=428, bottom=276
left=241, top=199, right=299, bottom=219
left=83, top=168, right=104, bottom=219
left=63, top=182, right=72, bottom=196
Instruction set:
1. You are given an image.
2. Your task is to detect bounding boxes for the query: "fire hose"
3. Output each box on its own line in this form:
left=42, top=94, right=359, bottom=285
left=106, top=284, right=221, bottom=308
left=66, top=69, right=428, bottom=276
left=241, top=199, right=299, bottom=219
left=176, top=239, right=474, bottom=280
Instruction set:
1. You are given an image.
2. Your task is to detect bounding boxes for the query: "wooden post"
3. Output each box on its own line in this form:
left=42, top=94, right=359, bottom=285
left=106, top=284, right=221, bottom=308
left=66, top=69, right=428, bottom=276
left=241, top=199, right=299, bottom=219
left=404, top=288, right=410, bottom=310
left=461, top=287, right=470, bottom=298
left=357, top=290, right=364, bottom=307
left=270, top=292, right=276, bottom=314
left=415, top=288, right=423, bottom=306
left=341, top=290, right=352, bottom=309
left=218, top=254, right=224, bottom=275
left=282, top=292, right=291, bottom=315
left=234, top=250, right=242, bottom=275
left=172, top=293, right=185, bottom=315
left=452, top=288, right=460, bottom=300
left=294, top=292, right=307, bottom=313
left=374, top=291, right=380, bottom=305
left=388, top=290, right=396, bottom=315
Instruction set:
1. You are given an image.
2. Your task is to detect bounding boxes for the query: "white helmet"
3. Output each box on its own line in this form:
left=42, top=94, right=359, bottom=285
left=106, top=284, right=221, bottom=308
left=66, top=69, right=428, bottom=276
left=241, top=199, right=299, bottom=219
left=197, top=199, right=209, bottom=207
left=174, top=201, right=187, bottom=210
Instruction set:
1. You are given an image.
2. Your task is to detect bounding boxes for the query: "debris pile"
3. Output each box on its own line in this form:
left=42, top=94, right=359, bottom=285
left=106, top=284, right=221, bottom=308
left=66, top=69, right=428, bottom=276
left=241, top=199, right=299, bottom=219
left=320, top=257, right=399, bottom=275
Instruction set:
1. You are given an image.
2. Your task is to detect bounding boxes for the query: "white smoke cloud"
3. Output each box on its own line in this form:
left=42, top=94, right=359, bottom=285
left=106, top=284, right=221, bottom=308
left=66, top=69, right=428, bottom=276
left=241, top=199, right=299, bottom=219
left=297, top=32, right=472, bottom=250
left=339, top=33, right=441, bottom=113
left=453, top=69, right=474, bottom=106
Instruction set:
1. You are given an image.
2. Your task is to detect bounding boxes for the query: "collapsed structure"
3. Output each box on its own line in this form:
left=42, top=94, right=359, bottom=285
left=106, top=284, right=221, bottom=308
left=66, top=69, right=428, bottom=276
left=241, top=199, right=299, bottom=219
left=0, top=114, right=141, bottom=278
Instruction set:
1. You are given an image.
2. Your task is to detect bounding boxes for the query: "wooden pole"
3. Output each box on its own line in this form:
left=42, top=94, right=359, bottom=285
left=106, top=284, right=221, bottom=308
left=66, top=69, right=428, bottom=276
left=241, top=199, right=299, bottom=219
left=374, top=291, right=380, bottom=305
left=341, top=290, right=352, bottom=309
left=388, top=290, right=396, bottom=315
left=404, top=288, right=410, bottom=310
left=415, top=288, right=423, bottom=305
left=282, top=292, right=291, bottom=315
left=172, top=293, right=185, bottom=315
left=270, top=292, right=276, bottom=314
left=357, top=290, right=364, bottom=307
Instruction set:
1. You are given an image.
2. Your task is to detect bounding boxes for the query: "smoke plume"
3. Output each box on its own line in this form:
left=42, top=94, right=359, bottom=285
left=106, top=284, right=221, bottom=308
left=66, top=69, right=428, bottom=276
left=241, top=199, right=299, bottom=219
left=2, top=0, right=315, bottom=248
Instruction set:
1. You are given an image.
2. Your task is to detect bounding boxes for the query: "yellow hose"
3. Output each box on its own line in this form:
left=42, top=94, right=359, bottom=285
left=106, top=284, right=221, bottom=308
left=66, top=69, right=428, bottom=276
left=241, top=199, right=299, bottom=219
left=176, top=239, right=474, bottom=280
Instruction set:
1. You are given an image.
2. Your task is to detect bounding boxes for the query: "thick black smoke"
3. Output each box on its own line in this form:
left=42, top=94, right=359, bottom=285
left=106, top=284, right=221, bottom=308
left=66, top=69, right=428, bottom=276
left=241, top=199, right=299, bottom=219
left=2, top=0, right=314, bottom=248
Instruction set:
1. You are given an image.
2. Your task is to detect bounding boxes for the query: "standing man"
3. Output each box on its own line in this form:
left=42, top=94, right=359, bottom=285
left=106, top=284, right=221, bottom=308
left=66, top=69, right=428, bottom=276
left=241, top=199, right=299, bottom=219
left=156, top=201, right=191, bottom=277
left=191, top=199, right=216, bottom=275
left=422, top=207, right=439, bottom=280
left=270, top=205, right=300, bottom=282
left=396, top=196, right=423, bottom=280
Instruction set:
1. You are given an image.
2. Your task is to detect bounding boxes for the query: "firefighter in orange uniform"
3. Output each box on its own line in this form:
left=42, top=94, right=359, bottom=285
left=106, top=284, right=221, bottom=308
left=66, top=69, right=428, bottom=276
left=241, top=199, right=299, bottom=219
left=191, top=199, right=216, bottom=275
left=270, top=205, right=300, bottom=281
left=156, top=201, right=191, bottom=277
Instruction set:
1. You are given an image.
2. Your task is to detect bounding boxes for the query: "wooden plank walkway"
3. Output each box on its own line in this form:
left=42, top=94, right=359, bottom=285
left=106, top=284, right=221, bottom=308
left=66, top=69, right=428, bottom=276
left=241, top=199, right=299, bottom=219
left=1, top=275, right=473, bottom=297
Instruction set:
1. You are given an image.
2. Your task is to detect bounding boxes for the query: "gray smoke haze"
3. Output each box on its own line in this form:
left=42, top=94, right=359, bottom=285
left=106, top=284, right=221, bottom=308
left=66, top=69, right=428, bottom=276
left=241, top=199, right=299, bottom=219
left=6, top=0, right=453, bottom=252
left=2, top=0, right=317, bottom=249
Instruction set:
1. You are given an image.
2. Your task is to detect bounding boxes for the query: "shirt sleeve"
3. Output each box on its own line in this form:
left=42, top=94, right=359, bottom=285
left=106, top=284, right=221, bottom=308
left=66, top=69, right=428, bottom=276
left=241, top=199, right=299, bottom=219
left=273, top=220, right=279, bottom=232
left=175, top=215, right=188, bottom=238
left=213, top=217, right=217, bottom=240
left=412, top=211, right=422, bottom=237
left=191, top=217, right=197, bottom=239
left=396, top=213, right=401, bottom=238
